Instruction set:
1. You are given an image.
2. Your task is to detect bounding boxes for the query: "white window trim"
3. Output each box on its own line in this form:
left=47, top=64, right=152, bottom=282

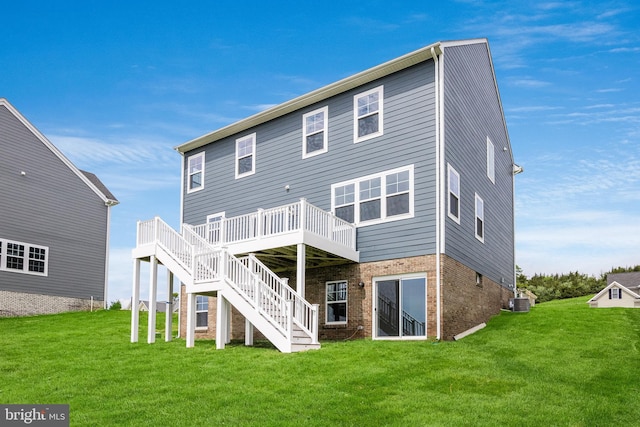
left=447, top=164, right=461, bottom=224
left=0, top=238, right=49, bottom=276
left=354, top=85, right=384, bottom=143
left=235, top=133, right=256, bottom=179
left=331, top=165, right=414, bottom=227
left=302, top=106, right=329, bottom=159
left=325, top=280, right=348, bottom=325
left=475, top=193, right=485, bottom=243
left=487, top=137, right=495, bottom=184
left=186, top=151, right=205, bottom=194
left=196, top=295, right=208, bottom=330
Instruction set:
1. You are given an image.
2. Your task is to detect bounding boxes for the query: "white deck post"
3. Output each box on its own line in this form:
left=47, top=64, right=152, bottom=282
left=296, top=243, right=306, bottom=298
left=245, top=319, right=254, bottom=346
left=186, top=292, right=196, bottom=348
left=165, top=271, right=174, bottom=342
left=216, top=294, right=226, bottom=349
left=130, top=258, right=141, bottom=343
left=147, top=255, right=158, bottom=344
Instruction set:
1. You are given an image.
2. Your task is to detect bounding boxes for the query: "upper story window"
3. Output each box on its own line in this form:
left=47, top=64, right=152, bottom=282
left=187, top=152, right=205, bottom=193
left=0, top=238, right=48, bottom=276
left=487, top=137, right=495, bottom=183
left=354, top=86, right=384, bottom=143
left=475, top=193, right=485, bottom=243
left=302, top=106, right=328, bottom=158
left=447, top=164, right=461, bottom=223
left=332, top=165, right=413, bottom=226
left=235, top=133, right=256, bottom=179
left=326, top=281, right=347, bottom=324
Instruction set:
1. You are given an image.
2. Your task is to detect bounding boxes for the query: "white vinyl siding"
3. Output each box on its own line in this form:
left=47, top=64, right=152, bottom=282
left=354, top=86, right=384, bottom=143
left=0, top=238, right=48, bottom=276
left=332, top=165, right=413, bottom=226
left=302, top=106, right=328, bottom=158
left=235, top=133, right=256, bottom=179
left=187, top=152, right=205, bottom=193
left=447, top=164, right=461, bottom=223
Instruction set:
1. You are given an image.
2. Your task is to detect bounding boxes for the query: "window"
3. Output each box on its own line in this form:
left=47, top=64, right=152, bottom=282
left=487, top=137, right=495, bottom=183
left=332, top=165, right=413, bottom=226
left=475, top=194, right=484, bottom=242
left=476, top=272, right=483, bottom=288
left=196, top=296, right=208, bottom=328
left=447, top=164, right=460, bottom=223
left=302, top=106, right=328, bottom=158
left=326, top=281, right=347, bottom=324
left=187, top=152, right=205, bottom=193
left=374, top=274, right=426, bottom=339
left=354, top=86, right=383, bottom=142
left=609, top=288, right=622, bottom=299
left=0, top=238, right=48, bottom=276
left=235, top=133, right=256, bottom=178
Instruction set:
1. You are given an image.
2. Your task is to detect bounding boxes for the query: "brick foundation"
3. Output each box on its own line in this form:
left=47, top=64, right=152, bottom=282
left=0, top=290, right=102, bottom=317
left=179, top=254, right=513, bottom=343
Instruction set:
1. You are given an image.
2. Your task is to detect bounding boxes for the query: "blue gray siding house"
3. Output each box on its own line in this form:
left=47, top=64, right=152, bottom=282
left=0, top=99, right=118, bottom=316
left=132, top=38, right=518, bottom=350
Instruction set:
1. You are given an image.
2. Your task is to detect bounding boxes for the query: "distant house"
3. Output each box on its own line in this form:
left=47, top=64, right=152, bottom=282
left=588, top=280, right=640, bottom=308
left=137, top=300, right=178, bottom=313
left=132, top=38, right=519, bottom=352
left=0, top=98, right=118, bottom=317
left=588, top=272, right=640, bottom=308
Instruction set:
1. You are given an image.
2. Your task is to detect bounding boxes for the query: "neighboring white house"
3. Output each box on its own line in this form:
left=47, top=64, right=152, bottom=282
left=588, top=281, right=640, bottom=308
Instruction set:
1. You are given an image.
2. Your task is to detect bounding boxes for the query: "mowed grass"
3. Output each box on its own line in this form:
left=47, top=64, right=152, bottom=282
left=1, top=297, right=639, bottom=426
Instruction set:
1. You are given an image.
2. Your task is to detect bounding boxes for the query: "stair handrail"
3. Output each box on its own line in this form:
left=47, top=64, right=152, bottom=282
left=239, top=254, right=318, bottom=341
left=137, top=217, right=194, bottom=272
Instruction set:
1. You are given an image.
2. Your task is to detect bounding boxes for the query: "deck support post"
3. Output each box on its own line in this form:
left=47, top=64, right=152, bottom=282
left=165, top=271, right=174, bottom=342
left=245, top=319, right=254, bottom=346
left=130, top=258, right=141, bottom=343
left=147, top=255, right=158, bottom=344
left=186, top=292, right=196, bottom=348
left=296, top=243, right=306, bottom=298
left=216, top=294, right=228, bottom=349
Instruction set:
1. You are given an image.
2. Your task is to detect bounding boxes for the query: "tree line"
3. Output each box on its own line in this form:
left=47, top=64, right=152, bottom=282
left=516, top=265, right=640, bottom=303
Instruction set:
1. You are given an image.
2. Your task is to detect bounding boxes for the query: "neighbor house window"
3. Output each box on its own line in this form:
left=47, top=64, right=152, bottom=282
left=487, top=137, right=495, bottom=183
left=302, top=106, right=328, bottom=158
left=326, top=281, right=347, bottom=324
left=475, top=194, right=484, bottom=242
left=448, top=164, right=460, bottom=223
left=354, top=86, right=383, bottom=142
left=235, top=133, right=256, bottom=178
left=331, top=165, right=413, bottom=226
left=187, top=152, right=205, bottom=193
left=609, top=288, right=622, bottom=299
left=196, top=295, right=208, bottom=328
left=0, top=238, right=48, bottom=276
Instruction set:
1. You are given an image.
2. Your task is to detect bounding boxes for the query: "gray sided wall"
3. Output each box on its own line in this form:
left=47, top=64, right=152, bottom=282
left=0, top=105, right=108, bottom=301
left=183, top=60, right=438, bottom=262
left=442, top=41, right=516, bottom=288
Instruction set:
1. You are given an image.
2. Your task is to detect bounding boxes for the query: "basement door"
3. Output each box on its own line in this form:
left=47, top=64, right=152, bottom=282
left=374, top=275, right=426, bottom=339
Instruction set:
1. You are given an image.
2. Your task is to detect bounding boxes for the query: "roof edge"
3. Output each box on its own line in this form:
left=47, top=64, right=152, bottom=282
left=175, top=41, right=445, bottom=153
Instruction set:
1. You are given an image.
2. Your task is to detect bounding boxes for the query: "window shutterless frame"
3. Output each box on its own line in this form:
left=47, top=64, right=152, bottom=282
left=302, top=106, right=328, bottom=158
left=235, top=133, right=256, bottom=179
left=475, top=193, right=485, bottom=243
left=186, top=151, right=205, bottom=193
left=0, top=238, right=48, bottom=276
left=447, top=164, right=461, bottom=223
left=354, top=86, right=384, bottom=143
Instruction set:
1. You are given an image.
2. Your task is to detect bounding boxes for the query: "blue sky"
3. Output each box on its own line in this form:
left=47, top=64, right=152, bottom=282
left=2, top=1, right=639, bottom=302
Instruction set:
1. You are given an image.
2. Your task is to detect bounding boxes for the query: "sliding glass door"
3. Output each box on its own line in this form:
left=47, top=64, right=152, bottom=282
left=375, top=276, right=426, bottom=338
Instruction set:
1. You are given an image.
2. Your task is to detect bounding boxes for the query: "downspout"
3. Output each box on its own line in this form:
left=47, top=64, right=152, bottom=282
left=512, top=164, right=523, bottom=297
left=176, top=151, right=186, bottom=338
left=103, top=201, right=115, bottom=309
left=432, top=46, right=443, bottom=341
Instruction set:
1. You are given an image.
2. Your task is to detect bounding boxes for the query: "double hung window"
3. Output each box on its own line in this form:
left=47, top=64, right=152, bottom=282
left=303, top=106, right=328, bottom=158
left=0, top=238, right=48, bottom=276
left=447, top=165, right=460, bottom=223
left=354, top=86, right=384, bottom=142
left=332, top=165, right=413, bottom=226
left=196, top=296, right=208, bottom=328
left=487, top=137, right=495, bottom=183
left=475, top=194, right=485, bottom=242
left=235, top=133, right=256, bottom=178
left=326, top=281, right=347, bottom=324
left=187, top=152, right=205, bottom=193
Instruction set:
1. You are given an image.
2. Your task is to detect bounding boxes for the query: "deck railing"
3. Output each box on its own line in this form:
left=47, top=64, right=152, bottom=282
left=137, top=217, right=194, bottom=272
left=188, top=198, right=356, bottom=252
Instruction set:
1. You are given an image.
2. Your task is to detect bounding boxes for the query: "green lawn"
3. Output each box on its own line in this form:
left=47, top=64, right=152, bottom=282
left=1, top=296, right=639, bottom=426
